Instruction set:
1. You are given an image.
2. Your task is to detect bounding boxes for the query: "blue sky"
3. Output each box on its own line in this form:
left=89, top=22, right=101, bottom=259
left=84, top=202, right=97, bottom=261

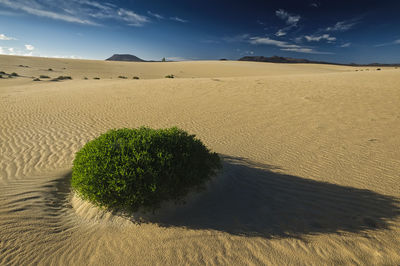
left=0, top=0, right=399, bottom=63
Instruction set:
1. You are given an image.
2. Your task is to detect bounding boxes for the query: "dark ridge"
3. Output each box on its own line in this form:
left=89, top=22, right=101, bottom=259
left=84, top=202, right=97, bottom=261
left=238, top=56, right=400, bottom=67
left=106, top=54, right=146, bottom=62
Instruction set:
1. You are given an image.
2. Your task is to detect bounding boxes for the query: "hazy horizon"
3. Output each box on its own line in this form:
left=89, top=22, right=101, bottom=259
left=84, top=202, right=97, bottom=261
left=1, top=0, right=400, bottom=64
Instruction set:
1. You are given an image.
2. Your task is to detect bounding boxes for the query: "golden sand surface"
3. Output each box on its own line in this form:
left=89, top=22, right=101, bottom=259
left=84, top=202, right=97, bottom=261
left=1, top=54, right=399, bottom=265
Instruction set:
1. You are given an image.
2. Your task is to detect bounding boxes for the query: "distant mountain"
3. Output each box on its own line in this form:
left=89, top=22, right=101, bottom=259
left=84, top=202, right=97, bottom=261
left=239, top=56, right=315, bottom=64
left=238, top=55, right=400, bottom=66
left=106, top=54, right=146, bottom=62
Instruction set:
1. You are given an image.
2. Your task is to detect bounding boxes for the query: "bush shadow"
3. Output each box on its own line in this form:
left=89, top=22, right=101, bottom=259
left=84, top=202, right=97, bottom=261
left=148, top=156, right=400, bottom=238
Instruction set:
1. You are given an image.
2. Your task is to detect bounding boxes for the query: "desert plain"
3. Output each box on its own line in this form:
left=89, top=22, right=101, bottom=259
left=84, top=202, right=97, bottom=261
left=0, top=54, right=399, bottom=265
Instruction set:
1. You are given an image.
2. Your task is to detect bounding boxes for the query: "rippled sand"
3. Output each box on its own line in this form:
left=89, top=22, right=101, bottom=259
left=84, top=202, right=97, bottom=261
left=1, top=55, right=399, bottom=265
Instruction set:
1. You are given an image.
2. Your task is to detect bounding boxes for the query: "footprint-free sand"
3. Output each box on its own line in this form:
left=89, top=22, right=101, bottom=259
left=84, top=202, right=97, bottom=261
left=1, top=54, right=399, bottom=265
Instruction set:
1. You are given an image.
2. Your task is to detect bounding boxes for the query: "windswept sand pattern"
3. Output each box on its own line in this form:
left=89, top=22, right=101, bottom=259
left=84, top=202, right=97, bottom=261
left=1, top=56, right=400, bottom=265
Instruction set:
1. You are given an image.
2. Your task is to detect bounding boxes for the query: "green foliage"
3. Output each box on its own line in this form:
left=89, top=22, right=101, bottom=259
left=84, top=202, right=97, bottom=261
left=48, top=68, right=53, bottom=71
left=93, top=77, right=100, bottom=80
left=118, top=76, right=127, bottom=79
left=33, top=78, right=41, bottom=81
left=133, top=76, right=140, bottom=80
left=40, top=75, right=50, bottom=79
left=10, top=72, right=18, bottom=77
left=71, top=127, right=221, bottom=212
left=162, top=57, right=166, bottom=62
left=165, top=74, right=175, bottom=78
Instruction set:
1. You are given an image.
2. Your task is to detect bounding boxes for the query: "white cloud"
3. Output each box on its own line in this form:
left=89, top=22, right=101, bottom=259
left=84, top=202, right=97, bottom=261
left=275, top=9, right=300, bottom=26
left=25, top=44, right=34, bottom=50
left=310, top=3, right=319, bottom=8
left=0, top=33, right=16, bottom=40
left=326, top=20, right=358, bottom=32
left=280, top=48, right=332, bottom=54
left=340, top=42, right=351, bottom=47
left=170, top=16, right=187, bottom=23
left=117, top=8, right=148, bottom=26
left=223, top=34, right=250, bottom=43
left=249, top=37, right=300, bottom=48
left=0, top=0, right=150, bottom=27
left=375, top=39, right=400, bottom=47
left=304, top=34, right=336, bottom=42
left=275, top=29, right=287, bottom=37
left=249, top=36, right=332, bottom=54
left=8, top=47, right=14, bottom=53
left=0, top=0, right=98, bottom=25
left=147, top=11, right=163, bottom=20
left=0, top=46, right=3, bottom=54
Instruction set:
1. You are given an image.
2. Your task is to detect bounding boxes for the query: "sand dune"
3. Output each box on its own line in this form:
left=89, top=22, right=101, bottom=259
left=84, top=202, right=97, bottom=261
left=1, top=54, right=399, bottom=265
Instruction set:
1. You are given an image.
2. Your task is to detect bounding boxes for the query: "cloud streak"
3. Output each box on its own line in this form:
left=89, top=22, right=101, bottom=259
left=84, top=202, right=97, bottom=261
left=0, top=33, right=17, bottom=40
left=275, top=9, right=301, bottom=37
left=0, top=0, right=149, bottom=26
left=325, top=19, right=359, bottom=32
left=170, top=16, right=188, bottom=23
left=304, top=34, right=336, bottom=42
left=249, top=36, right=332, bottom=54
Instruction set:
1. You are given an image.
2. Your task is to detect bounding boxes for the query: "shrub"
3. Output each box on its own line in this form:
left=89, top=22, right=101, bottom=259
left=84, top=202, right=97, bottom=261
left=33, top=78, right=41, bottom=81
left=51, top=76, right=72, bottom=81
left=71, top=127, right=221, bottom=212
left=165, top=74, right=175, bottom=78
left=83, top=77, right=88, bottom=80
left=118, top=76, right=127, bottom=79
left=48, top=68, right=53, bottom=71
left=10, top=72, right=18, bottom=77
left=376, top=68, right=381, bottom=71
left=133, top=76, right=140, bottom=80
left=40, top=75, right=50, bottom=79
left=0, top=71, right=6, bottom=75
left=0, top=74, right=3, bottom=79
left=93, top=77, right=100, bottom=80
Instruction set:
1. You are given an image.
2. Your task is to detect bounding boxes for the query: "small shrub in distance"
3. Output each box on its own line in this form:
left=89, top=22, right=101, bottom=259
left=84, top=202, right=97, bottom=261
left=71, top=127, right=221, bottom=212
left=40, top=75, right=50, bottom=79
left=0, top=74, right=3, bottom=79
left=0, top=71, right=6, bottom=75
left=10, top=72, right=18, bottom=77
left=118, top=76, right=127, bottom=79
left=51, top=76, right=72, bottom=81
left=33, top=78, right=41, bottom=81
left=93, top=77, right=100, bottom=80
left=165, top=74, right=175, bottom=78
left=376, top=68, right=381, bottom=71
left=133, top=76, right=140, bottom=79
left=48, top=68, right=53, bottom=71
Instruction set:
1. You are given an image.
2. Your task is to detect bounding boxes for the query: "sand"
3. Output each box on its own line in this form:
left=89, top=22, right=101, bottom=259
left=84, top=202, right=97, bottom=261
left=1, top=54, right=399, bottom=265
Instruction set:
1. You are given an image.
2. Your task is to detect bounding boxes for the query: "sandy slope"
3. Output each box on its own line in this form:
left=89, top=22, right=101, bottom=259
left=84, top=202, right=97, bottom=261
left=0, top=54, right=399, bottom=265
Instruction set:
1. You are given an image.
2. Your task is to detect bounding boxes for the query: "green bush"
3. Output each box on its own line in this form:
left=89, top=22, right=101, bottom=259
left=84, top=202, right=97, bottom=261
left=10, top=72, right=18, bottom=77
left=133, top=76, right=140, bottom=80
left=118, top=75, right=127, bottom=79
left=165, top=74, right=175, bottom=78
left=93, top=77, right=100, bottom=80
left=71, top=127, right=221, bottom=212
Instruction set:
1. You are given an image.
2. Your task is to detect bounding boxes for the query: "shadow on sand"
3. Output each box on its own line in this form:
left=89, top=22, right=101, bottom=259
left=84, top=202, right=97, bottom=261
left=57, top=156, right=400, bottom=239
left=149, top=156, right=400, bottom=238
